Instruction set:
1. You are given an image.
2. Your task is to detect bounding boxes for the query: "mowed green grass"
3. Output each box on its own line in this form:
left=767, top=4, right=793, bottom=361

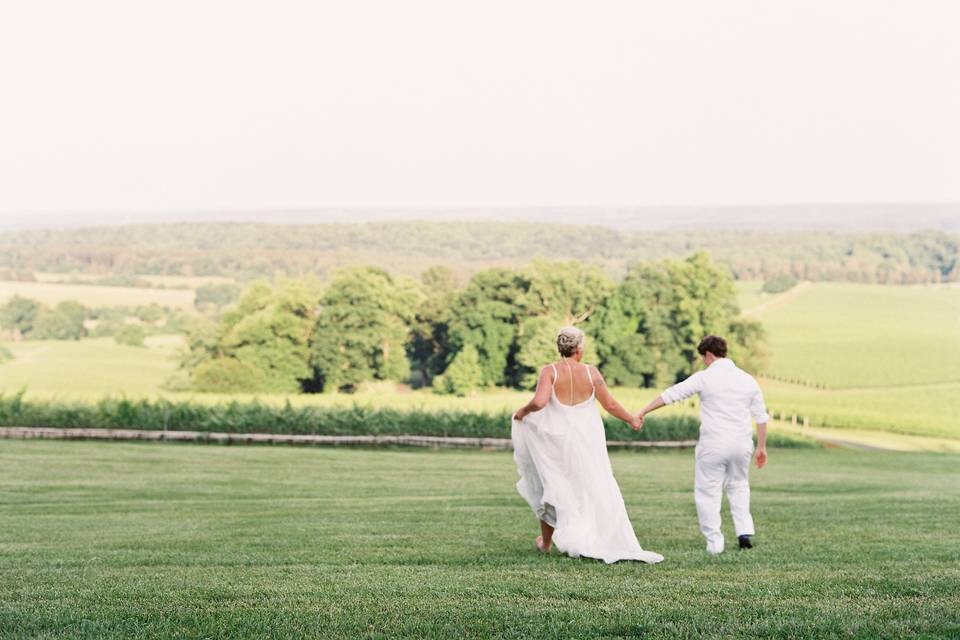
left=0, top=337, right=182, bottom=397
left=753, top=283, right=960, bottom=389
left=0, top=280, right=196, bottom=310
left=0, top=442, right=957, bottom=639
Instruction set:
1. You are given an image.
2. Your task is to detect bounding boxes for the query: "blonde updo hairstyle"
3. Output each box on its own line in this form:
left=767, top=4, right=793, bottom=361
left=556, top=326, right=585, bottom=358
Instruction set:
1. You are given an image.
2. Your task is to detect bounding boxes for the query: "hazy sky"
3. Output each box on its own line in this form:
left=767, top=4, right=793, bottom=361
left=2, top=1, right=959, bottom=218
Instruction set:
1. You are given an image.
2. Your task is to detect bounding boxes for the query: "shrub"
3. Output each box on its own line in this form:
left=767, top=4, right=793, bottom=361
left=191, top=358, right=265, bottom=393
left=30, top=301, right=87, bottom=340
left=762, top=274, right=798, bottom=294
left=114, top=324, right=147, bottom=347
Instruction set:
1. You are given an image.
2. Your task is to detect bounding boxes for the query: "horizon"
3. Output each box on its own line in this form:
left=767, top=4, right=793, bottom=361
left=3, top=202, right=960, bottom=234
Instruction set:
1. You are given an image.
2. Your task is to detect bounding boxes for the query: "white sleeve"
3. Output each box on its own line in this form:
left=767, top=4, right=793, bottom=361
left=661, top=372, right=705, bottom=405
left=750, top=384, right=770, bottom=424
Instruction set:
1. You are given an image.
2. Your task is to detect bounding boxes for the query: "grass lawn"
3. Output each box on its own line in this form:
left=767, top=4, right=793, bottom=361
left=0, top=442, right=957, bottom=638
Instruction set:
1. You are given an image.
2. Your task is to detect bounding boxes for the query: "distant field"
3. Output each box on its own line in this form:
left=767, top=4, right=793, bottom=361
left=734, top=279, right=769, bottom=312
left=734, top=281, right=960, bottom=439
left=0, top=337, right=182, bottom=397
left=761, top=380, right=960, bottom=439
left=752, top=283, right=960, bottom=389
left=0, top=281, right=196, bottom=309
left=33, top=272, right=235, bottom=289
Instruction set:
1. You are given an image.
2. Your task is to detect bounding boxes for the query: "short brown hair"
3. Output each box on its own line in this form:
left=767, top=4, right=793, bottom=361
left=697, top=335, right=727, bottom=358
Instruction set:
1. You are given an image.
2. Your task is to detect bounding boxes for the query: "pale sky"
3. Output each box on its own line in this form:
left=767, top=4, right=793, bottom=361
left=1, top=0, right=959, bottom=218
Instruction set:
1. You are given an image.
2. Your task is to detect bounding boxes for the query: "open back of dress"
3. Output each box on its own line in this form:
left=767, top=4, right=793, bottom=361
left=512, top=363, right=664, bottom=564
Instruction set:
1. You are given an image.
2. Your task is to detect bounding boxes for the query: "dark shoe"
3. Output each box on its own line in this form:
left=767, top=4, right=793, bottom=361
left=738, top=535, right=753, bottom=549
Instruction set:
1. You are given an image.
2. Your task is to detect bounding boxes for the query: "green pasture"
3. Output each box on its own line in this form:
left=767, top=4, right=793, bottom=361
left=0, top=280, right=196, bottom=310
left=734, top=279, right=770, bottom=312
left=0, top=337, right=182, bottom=397
left=0, top=442, right=957, bottom=639
left=751, top=283, right=960, bottom=389
left=762, top=380, right=960, bottom=440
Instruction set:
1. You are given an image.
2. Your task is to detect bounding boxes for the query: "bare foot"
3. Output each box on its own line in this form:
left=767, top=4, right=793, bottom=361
left=535, top=535, right=551, bottom=553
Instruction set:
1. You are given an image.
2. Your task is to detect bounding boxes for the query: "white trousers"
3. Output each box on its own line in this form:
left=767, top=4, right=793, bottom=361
left=694, top=438, right=755, bottom=551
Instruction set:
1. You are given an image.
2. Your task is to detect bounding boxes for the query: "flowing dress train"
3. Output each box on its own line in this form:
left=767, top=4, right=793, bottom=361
left=512, top=365, right=664, bottom=564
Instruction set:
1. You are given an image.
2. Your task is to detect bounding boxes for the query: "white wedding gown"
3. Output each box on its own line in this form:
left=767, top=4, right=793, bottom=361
left=512, top=366, right=664, bottom=564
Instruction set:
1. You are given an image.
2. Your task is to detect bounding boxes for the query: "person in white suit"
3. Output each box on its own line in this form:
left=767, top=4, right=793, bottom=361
left=637, top=335, right=769, bottom=554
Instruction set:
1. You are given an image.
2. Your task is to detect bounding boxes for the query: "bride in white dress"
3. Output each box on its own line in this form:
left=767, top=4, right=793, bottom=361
left=512, top=326, right=664, bottom=564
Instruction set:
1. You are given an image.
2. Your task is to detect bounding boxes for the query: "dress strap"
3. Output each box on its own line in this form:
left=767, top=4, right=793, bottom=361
left=549, top=363, right=558, bottom=383
left=585, top=364, right=595, bottom=391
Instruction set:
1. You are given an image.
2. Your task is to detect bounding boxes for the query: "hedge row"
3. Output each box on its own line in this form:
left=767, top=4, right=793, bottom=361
left=0, top=393, right=814, bottom=447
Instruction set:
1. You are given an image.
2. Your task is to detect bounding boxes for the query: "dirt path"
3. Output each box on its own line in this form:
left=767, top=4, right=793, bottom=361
left=742, top=281, right=812, bottom=317
left=772, top=421, right=960, bottom=453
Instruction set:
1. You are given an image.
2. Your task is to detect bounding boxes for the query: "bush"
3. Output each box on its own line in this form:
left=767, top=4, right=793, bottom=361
left=195, top=283, right=242, bottom=311
left=0, top=345, right=12, bottom=363
left=762, top=274, right=798, bottom=294
left=114, top=324, right=146, bottom=347
left=191, top=358, right=265, bottom=393
left=30, top=301, right=87, bottom=340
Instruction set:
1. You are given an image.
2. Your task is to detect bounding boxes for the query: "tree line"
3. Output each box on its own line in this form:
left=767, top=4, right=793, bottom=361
left=1, top=222, right=956, bottom=284
left=0, top=296, right=188, bottom=346
left=181, top=252, right=766, bottom=395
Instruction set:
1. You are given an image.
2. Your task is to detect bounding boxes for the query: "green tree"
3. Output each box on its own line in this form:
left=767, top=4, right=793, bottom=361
left=31, top=300, right=87, bottom=340
left=181, top=278, right=320, bottom=393
left=408, top=266, right=459, bottom=386
left=728, top=317, right=768, bottom=375
left=0, top=296, right=40, bottom=337
left=446, top=268, right=530, bottom=387
left=665, top=251, right=740, bottom=372
left=432, top=344, right=483, bottom=396
left=220, top=279, right=320, bottom=393
left=591, top=262, right=685, bottom=388
left=514, top=260, right=612, bottom=387
left=310, top=267, right=423, bottom=392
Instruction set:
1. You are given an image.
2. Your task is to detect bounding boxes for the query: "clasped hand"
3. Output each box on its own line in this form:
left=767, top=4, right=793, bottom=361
left=630, top=412, right=644, bottom=431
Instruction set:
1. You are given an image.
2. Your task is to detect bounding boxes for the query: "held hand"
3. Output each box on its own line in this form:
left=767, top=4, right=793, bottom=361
left=755, top=447, right=767, bottom=469
left=629, top=413, right=644, bottom=431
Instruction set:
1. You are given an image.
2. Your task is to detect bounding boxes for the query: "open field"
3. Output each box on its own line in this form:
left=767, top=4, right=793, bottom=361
left=761, top=379, right=960, bottom=440
left=33, top=272, right=235, bottom=289
left=735, top=282, right=960, bottom=439
left=0, top=442, right=957, bottom=639
left=0, top=337, right=182, bottom=397
left=0, top=280, right=196, bottom=309
left=750, top=282, right=960, bottom=389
